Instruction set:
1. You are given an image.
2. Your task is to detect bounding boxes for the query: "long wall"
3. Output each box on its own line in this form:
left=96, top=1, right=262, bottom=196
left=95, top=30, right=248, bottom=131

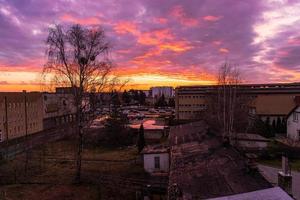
left=175, top=83, right=300, bottom=120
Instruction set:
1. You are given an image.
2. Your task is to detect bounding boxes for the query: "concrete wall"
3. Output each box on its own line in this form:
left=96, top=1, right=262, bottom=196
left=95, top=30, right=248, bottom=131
left=287, top=107, right=300, bottom=141
left=143, top=153, right=169, bottom=173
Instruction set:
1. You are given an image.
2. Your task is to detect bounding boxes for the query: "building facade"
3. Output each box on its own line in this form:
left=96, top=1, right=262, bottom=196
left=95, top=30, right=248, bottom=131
left=287, top=106, right=300, bottom=141
left=42, top=93, right=77, bottom=129
left=0, top=92, right=43, bottom=142
left=150, top=86, right=174, bottom=98
left=141, top=144, right=169, bottom=174
left=175, top=83, right=300, bottom=121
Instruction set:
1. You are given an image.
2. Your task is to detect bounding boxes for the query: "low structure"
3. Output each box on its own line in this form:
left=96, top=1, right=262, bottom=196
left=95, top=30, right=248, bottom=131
left=168, top=121, right=272, bottom=200
left=287, top=106, right=300, bottom=141
left=141, top=144, right=169, bottom=175
left=129, top=119, right=167, bottom=143
left=233, top=133, right=270, bottom=152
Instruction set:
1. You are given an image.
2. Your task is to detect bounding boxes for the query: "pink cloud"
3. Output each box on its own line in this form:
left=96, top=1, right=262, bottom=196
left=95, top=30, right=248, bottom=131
left=203, top=15, right=222, bottom=22
left=60, top=14, right=101, bottom=25
left=170, top=5, right=199, bottom=27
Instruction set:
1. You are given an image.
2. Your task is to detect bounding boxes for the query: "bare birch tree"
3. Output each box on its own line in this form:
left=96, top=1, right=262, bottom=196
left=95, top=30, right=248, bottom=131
left=43, top=24, right=116, bottom=182
left=203, top=62, right=250, bottom=142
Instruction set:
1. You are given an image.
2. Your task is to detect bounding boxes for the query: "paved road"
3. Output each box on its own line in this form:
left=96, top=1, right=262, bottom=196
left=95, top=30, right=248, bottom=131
left=258, top=164, right=300, bottom=200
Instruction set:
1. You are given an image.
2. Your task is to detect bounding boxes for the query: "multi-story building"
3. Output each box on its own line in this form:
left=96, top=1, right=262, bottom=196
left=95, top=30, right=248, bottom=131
left=0, top=91, right=44, bottom=142
left=175, top=83, right=300, bottom=121
left=0, top=90, right=78, bottom=142
left=150, top=86, right=174, bottom=98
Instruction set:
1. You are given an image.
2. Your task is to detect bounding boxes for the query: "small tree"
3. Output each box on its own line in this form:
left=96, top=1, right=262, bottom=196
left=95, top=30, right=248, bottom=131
left=276, top=117, right=282, bottom=134
left=168, top=98, right=175, bottom=107
left=138, top=91, right=146, bottom=105
left=155, top=94, right=167, bottom=107
left=137, top=123, right=145, bottom=153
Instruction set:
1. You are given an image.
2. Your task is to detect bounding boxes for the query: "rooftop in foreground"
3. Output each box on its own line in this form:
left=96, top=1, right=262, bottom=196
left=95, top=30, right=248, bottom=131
left=168, top=121, right=272, bottom=199
left=208, top=186, right=293, bottom=200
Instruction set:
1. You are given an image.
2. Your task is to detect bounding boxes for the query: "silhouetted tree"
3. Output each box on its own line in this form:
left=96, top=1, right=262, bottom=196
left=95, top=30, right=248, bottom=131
left=43, top=24, right=124, bottom=182
left=276, top=117, right=282, bottom=133
left=168, top=98, right=175, bottom=107
left=138, top=91, right=146, bottom=105
left=272, top=119, right=276, bottom=134
left=264, top=117, right=274, bottom=138
left=137, top=124, right=145, bottom=153
left=122, top=90, right=131, bottom=105
left=155, top=94, right=167, bottom=107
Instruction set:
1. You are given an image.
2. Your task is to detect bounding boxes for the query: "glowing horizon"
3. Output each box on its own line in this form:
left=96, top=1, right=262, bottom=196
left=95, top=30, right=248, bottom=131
left=1, top=0, right=300, bottom=92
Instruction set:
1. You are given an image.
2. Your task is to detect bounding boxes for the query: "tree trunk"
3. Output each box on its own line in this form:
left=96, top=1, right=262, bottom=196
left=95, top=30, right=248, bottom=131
left=75, top=126, right=83, bottom=183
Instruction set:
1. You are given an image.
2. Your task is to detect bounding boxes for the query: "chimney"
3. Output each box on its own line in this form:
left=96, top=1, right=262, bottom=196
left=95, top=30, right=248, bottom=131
left=278, top=154, right=293, bottom=196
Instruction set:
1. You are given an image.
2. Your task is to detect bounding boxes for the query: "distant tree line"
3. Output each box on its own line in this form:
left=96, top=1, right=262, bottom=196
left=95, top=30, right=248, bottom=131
left=154, top=94, right=175, bottom=108
left=122, top=90, right=147, bottom=105
left=249, top=116, right=287, bottom=138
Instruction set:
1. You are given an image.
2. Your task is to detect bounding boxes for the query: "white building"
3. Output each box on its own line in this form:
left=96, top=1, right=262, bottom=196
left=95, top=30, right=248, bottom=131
left=287, top=106, right=300, bottom=141
left=150, top=86, right=174, bottom=98
left=141, top=144, right=169, bottom=175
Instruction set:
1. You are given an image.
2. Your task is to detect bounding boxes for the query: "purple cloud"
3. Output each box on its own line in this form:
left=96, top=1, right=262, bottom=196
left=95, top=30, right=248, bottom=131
left=0, top=0, right=300, bottom=87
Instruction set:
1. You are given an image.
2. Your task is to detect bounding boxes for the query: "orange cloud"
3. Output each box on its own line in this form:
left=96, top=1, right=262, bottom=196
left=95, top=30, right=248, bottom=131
left=138, top=29, right=174, bottom=45
left=137, top=29, right=193, bottom=52
left=170, top=5, right=199, bottom=27
left=219, top=48, right=229, bottom=53
left=159, top=41, right=193, bottom=52
left=203, top=15, right=222, bottom=22
left=60, top=14, right=101, bottom=25
left=114, top=21, right=139, bottom=35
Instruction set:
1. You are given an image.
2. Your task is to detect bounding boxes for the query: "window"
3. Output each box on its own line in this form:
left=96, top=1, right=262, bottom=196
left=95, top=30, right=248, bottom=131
left=293, top=112, right=298, bottom=122
left=0, top=130, right=2, bottom=142
left=154, top=156, right=160, bottom=169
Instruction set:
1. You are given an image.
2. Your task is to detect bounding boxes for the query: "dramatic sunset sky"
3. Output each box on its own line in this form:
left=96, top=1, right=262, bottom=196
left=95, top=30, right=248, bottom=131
left=1, top=0, right=300, bottom=91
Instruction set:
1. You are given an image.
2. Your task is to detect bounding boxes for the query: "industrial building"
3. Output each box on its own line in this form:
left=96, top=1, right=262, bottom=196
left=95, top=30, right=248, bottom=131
left=175, top=83, right=300, bottom=121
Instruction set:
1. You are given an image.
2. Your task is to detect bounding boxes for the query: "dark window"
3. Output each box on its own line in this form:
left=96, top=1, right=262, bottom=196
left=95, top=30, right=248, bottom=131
left=154, top=156, right=160, bottom=169
left=293, top=113, right=298, bottom=122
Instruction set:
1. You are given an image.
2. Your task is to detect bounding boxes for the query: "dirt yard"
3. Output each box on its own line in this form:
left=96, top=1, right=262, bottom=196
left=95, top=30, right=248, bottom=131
left=0, top=136, right=148, bottom=200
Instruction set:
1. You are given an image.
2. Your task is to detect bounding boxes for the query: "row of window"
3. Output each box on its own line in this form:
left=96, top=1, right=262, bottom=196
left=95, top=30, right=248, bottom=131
left=179, top=110, right=204, bottom=113
left=179, top=104, right=207, bottom=107
left=1, top=102, right=37, bottom=109
left=179, top=95, right=206, bottom=99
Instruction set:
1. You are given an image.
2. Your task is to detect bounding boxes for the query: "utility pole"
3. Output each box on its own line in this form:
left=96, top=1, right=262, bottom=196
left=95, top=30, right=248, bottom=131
left=24, top=90, right=29, bottom=176
left=4, top=96, right=9, bottom=159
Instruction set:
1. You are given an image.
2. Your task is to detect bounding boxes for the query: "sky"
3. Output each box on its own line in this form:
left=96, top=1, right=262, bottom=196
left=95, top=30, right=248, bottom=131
left=1, top=0, right=300, bottom=91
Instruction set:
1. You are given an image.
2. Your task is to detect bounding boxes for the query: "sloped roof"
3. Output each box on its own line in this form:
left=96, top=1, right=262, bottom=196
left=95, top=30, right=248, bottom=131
left=168, top=121, right=272, bottom=199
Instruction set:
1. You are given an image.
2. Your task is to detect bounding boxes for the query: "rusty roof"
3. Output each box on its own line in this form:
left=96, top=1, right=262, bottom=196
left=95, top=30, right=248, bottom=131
left=168, top=121, right=272, bottom=200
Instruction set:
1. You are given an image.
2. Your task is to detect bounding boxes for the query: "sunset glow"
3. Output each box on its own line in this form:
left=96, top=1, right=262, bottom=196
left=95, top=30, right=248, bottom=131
left=1, top=0, right=300, bottom=91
